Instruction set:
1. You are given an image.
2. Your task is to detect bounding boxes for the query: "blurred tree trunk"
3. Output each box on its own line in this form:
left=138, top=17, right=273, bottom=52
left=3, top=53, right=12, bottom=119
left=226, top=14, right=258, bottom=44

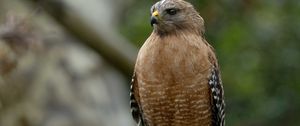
left=27, top=0, right=138, bottom=76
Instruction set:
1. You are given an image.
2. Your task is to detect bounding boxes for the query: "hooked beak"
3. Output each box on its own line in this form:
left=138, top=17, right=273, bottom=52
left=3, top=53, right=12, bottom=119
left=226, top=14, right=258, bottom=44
left=151, top=10, right=159, bottom=27
left=151, top=17, right=158, bottom=27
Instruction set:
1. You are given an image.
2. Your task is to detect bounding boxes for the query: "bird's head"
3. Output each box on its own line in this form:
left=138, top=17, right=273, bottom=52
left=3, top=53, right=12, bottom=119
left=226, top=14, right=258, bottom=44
left=150, top=0, right=204, bottom=36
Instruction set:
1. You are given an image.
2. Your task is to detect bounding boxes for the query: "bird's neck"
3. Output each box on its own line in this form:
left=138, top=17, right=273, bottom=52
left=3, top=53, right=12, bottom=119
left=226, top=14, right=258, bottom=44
left=153, top=28, right=203, bottom=39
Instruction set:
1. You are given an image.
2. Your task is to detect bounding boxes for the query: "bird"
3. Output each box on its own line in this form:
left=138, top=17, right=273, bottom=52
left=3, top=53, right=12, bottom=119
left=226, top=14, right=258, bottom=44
left=130, top=0, right=225, bottom=126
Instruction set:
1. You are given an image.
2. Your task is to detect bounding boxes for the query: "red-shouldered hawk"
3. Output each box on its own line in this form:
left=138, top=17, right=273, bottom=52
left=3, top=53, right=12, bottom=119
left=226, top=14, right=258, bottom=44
left=130, top=0, right=225, bottom=125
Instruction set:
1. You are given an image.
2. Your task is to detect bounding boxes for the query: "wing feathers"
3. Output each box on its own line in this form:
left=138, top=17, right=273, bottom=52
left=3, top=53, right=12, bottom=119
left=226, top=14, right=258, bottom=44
left=209, top=66, right=225, bottom=126
left=130, top=73, right=146, bottom=126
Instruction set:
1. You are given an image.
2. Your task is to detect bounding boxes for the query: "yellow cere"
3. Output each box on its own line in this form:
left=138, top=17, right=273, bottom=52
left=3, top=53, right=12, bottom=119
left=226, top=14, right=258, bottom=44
left=152, top=10, right=159, bottom=17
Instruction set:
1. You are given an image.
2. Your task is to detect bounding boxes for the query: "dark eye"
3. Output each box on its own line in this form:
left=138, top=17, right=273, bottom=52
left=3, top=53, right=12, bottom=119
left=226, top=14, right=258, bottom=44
left=166, top=8, right=177, bottom=15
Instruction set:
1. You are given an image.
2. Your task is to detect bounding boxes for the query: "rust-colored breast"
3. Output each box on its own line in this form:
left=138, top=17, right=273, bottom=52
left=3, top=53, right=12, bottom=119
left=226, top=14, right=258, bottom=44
left=134, top=33, right=214, bottom=126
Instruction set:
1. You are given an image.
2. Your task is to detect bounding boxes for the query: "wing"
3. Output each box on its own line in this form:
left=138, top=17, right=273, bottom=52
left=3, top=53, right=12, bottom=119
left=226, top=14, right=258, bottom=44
left=204, top=39, right=225, bottom=126
left=130, top=72, right=146, bottom=126
left=209, top=65, right=225, bottom=126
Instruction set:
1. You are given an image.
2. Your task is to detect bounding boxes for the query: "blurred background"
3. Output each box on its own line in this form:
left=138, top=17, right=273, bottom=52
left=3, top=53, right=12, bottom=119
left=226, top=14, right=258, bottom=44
left=0, top=0, right=300, bottom=126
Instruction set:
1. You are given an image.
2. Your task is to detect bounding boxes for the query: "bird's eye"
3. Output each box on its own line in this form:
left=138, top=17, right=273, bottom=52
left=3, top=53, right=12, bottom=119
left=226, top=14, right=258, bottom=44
left=166, top=8, right=177, bottom=15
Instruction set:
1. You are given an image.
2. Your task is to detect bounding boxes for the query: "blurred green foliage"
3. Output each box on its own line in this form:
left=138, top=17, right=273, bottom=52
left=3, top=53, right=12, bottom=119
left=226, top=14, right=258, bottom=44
left=120, top=0, right=300, bottom=125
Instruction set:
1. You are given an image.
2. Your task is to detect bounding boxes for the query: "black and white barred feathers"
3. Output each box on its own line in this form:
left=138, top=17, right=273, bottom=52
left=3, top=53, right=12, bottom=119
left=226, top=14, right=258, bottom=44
left=130, top=73, right=146, bottom=126
left=209, top=65, right=225, bottom=126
